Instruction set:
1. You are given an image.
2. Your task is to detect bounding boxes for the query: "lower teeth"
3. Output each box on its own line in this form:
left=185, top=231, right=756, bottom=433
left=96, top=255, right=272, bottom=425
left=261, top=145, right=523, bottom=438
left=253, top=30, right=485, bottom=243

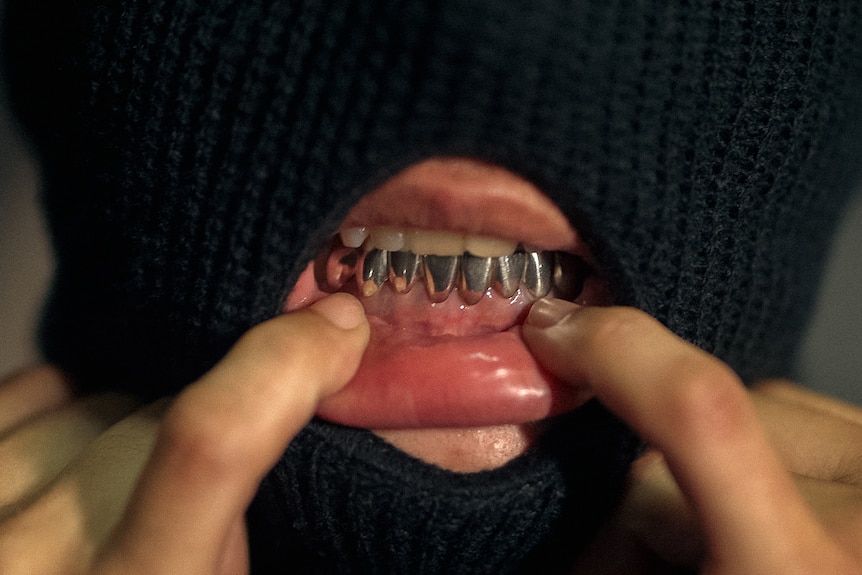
left=318, top=238, right=589, bottom=306
left=423, top=254, right=461, bottom=303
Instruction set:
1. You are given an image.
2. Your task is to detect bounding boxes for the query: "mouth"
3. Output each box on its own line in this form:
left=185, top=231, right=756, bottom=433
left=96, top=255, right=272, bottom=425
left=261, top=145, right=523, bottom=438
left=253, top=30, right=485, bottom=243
left=284, top=158, right=612, bottom=431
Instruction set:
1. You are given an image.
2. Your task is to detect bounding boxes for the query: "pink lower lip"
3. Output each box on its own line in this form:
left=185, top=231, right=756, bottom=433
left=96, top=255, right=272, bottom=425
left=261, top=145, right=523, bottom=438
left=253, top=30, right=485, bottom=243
left=316, top=323, right=588, bottom=429
left=286, top=262, right=592, bottom=429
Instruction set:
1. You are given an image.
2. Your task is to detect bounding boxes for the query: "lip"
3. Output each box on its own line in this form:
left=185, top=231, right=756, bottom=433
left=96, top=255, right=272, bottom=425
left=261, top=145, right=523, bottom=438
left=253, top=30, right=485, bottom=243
left=284, top=157, right=604, bottom=431
left=341, top=158, right=591, bottom=258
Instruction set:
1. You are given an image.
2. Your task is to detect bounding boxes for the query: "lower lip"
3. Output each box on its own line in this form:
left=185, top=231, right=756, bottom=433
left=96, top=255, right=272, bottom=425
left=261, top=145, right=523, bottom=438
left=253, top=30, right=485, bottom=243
left=316, top=320, right=590, bottom=429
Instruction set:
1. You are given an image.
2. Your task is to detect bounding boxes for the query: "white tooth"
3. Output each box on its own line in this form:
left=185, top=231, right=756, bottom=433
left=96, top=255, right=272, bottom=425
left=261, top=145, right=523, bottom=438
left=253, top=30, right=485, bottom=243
left=405, top=229, right=465, bottom=256
left=369, top=227, right=406, bottom=251
left=464, top=235, right=518, bottom=258
left=339, top=226, right=370, bottom=248
left=348, top=226, right=530, bottom=258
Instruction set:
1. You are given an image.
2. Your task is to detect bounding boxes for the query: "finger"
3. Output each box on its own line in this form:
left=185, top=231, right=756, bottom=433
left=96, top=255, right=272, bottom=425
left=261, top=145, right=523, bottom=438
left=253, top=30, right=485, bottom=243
left=0, top=401, right=167, bottom=575
left=756, top=379, right=862, bottom=426
left=599, top=452, right=861, bottom=571
left=0, top=365, right=73, bottom=434
left=218, top=516, right=249, bottom=575
left=97, top=293, right=369, bottom=575
left=794, top=475, right=862, bottom=552
left=571, top=449, right=703, bottom=575
left=751, top=381, right=862, bottom=485
left=522, top=301, right=846, bottom=572
left=619, top=450, right=704, bottom=568
left=0, top=394, right=139, bottom=515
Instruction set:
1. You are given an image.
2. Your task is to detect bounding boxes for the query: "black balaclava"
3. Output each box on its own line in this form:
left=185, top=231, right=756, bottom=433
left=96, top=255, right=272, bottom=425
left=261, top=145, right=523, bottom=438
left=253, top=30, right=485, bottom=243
left=4, top=1, right=862, bottom=573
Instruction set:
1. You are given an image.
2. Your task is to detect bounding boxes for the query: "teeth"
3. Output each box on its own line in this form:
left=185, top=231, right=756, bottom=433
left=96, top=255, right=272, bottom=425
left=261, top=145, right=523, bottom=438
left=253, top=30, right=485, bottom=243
left=340, top=226, right=370, bottom=248
left=369, top=227, right=406, bottom=251
left=523, top=251, right=553, bottom=298
left=463, top=235, right=519, bottom=258
left=389, top=250, right=422, bottom=293
left=492, top=252, right=526, bottom=298
left=332, top=227, right=591, bottom=304
left=358, top=248, right=389, bottom=297
left=340, top=226, right=519, bottom=258
left=407, top=230, right=465, bottom=256
left=460, top=254, right=494, bottom=305
left=423, top=255, right=460, bottom=303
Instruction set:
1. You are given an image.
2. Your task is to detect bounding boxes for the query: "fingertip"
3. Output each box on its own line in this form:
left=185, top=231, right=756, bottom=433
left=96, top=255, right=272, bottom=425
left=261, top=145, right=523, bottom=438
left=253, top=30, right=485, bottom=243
left=229, top=293, right=369, bottom=386
left=308, top=292, right=367, bottom=331
left=524, top=297, right=581, bottom=328
left=521, top=300, right=599, bottom=401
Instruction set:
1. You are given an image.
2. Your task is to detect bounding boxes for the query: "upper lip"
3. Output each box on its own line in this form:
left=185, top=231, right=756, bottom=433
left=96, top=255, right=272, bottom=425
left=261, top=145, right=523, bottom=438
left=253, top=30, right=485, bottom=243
left=339, top=157, right=593, bottom=262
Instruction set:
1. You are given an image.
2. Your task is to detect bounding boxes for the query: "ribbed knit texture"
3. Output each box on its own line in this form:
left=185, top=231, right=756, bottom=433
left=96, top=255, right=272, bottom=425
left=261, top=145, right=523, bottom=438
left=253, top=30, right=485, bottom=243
left=248, top=405, right=638, bottom=574
left=4, top=0, right=862, bottom=572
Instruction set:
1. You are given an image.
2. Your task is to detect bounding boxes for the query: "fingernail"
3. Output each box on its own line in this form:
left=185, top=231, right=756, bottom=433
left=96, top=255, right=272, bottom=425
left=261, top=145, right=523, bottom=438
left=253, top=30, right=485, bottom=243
left=525, top=298, right=579, bottom=328
left=310, top=293, right=366, bottom=330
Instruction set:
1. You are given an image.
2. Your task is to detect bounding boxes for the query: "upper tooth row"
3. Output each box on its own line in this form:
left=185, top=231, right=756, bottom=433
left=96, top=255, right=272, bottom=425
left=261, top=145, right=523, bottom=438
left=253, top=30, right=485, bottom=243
left=339, top=226, right=520, bottom=257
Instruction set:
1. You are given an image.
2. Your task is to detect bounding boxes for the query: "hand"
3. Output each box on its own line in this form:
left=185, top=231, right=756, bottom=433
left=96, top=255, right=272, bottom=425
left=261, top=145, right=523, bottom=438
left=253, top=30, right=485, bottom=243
left=0, top=293, right=369, bottom=575
left=522, top=299, right=862, bottom=575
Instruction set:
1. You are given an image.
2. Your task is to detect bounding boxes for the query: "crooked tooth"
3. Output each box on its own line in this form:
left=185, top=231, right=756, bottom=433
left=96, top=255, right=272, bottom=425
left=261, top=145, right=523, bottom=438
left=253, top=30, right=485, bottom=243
left=492, top=252, right=526, bottom=298
left=323, top=244, right=360, bottom=291
left=388, top=250, right=422, bottom=293
left=459, top=254, right=494, bottom=305
left=463, top=235, right=518, bottom=258
left=524, top=252, right=553, bottom=298
left=553, top=252, right=587, bottom=300
left=423, top=255, right=460, bottom=303
left=340, top=226, right=370, bottom=248
left=406, top=230, right=465, bottom=256
left=369, top=227, right=406, bottom=251
left=358, top=248, right=389, bottom=297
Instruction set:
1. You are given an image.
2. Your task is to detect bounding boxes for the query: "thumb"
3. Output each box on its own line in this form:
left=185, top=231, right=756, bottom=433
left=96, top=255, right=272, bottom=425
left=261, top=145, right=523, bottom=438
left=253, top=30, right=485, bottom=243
left=522, top=300, right=848, bottom=574
left=97, top=293, right=369, bottom=574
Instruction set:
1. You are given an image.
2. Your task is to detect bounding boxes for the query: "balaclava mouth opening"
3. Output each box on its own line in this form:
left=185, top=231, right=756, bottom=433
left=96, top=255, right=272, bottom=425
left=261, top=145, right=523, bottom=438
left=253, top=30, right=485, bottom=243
left=4, top=0, right=862, bottom=572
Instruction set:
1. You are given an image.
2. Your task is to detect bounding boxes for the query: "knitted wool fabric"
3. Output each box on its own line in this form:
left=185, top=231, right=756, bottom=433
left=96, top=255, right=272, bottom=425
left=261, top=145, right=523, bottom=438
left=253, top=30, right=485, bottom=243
left=4, top=0, right=862, bottom=572
left=246, top=404, right=638, bottom=573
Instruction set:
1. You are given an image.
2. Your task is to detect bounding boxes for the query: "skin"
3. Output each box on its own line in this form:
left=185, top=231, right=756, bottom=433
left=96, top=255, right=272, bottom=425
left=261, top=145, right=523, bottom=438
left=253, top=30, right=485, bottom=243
left=0, top=296, right=859, bottom=573
left=524, top=299, right=862, bottom=574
